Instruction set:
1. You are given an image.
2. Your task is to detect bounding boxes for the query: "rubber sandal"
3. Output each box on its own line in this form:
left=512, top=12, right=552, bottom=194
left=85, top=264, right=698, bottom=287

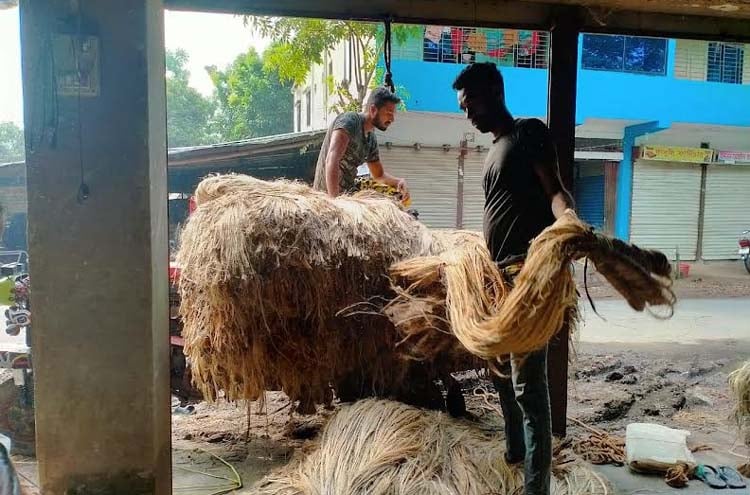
left=718, top=466, right=747, bottom=489
left=695, top=465, right=728, bottom=489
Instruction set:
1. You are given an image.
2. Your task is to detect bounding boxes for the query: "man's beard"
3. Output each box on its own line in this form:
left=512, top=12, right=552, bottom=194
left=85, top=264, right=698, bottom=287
left=373, top=117, right=389, bottom=131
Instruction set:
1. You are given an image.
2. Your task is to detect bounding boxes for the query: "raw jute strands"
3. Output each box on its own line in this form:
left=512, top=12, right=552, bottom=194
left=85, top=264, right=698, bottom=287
left=729, top=361, right=750, bottom=443
left=385, top=209, right=674, bottom=360
left=177, top=175, right=674, bottom=408
left=254, top=399, right=611, bottom=495
left=178, top=174, right=450, bottom=408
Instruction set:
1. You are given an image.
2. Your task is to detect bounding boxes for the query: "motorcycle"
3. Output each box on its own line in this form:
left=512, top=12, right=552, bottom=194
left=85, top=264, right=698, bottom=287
left=1, top=274, right=35, bottom=457
left=4, top=275, right=31, bottom=338
left=740, top=230, right=750, bottom=274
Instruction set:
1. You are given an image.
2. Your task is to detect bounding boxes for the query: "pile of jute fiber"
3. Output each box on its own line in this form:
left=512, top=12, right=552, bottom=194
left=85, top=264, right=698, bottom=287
left=728, top=362, right=750, bottom=475
left=729, top=362, right=750, bottom=443
left=176, top=174, right=674, bottom=408
left=254, top=399, right=611, bottom=495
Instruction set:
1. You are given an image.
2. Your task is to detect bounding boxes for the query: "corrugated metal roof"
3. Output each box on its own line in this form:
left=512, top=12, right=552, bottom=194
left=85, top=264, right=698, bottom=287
left=167, top=130, right=327, bottom=166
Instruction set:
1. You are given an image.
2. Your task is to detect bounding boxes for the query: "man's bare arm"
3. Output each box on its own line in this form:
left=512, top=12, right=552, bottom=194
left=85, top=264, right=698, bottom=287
left=325, top=129, right=350, bottom=197
left=367, top=160, right=410, bottom=201
left=533, top=158, right=575, bottom=219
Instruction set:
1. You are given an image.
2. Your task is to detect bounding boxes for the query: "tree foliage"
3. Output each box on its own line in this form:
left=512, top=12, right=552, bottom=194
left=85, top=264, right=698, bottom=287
left=0, top=122, right=24, bottom=164
left=207, top=46, right=293, bottom=141
left=246, top=17, right=420, bottom=113
left=166, top=49, right=218, bottom=147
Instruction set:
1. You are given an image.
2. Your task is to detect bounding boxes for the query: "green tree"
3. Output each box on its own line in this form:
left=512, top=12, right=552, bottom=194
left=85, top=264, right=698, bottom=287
left=166, top=49, right=218, bottom=148
left=0, top=122, right=24, bottom=164
left=207, top=47, right=293, bottom=140
left=247, top=18, right=419, bottom=113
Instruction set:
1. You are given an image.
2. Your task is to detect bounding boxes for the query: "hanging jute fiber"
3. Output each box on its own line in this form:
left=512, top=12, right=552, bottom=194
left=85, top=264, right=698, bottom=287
left=176, top=174, right=674, bottom=408
left=253, top=399, right=611, bottom=495
left=729, top=361, right=750, bottom=443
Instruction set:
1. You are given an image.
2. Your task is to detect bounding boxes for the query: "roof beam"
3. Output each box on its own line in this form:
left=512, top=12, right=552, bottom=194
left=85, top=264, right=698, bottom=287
left=165, top=0, right=750, bottom=41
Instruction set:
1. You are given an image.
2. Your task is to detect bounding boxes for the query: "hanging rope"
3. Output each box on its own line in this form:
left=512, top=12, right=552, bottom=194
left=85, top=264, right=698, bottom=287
left=383, top=18, right=395, bottom=93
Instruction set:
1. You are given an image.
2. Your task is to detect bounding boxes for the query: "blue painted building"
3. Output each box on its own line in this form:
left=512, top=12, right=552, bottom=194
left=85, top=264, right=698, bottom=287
left=377, top=27, right=750, bottom=259
left=392, top=34, right=750, bottom=127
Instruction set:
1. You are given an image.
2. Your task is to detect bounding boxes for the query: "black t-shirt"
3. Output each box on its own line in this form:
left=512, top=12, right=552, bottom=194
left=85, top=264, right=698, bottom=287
left=483, top=118, right=558, bottom=262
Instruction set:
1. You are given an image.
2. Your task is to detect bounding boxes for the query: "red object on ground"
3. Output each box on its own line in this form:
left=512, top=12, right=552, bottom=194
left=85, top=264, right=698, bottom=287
left=169, top=262, right=181, bottom=283
left=679, top=263, right=690, bottom=278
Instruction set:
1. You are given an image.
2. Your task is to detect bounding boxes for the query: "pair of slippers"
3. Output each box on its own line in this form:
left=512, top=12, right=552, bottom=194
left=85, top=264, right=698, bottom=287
left=695, top=465, right=747, bottom=489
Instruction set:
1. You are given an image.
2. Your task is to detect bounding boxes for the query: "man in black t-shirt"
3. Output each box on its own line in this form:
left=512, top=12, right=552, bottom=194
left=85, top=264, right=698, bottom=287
left=453, top=63, right=574, bottom=495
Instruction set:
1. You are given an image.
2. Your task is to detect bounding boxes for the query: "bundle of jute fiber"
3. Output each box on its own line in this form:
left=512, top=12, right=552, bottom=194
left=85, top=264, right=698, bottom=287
left=254, top=399, right=610, bottom=495
left=729, top=361, right=750, bottom=443
left=177, top=174, right=674, bottom=408
left=177, top=174, right=469, bottom=408
left=386, top=210, right=674, bottom=360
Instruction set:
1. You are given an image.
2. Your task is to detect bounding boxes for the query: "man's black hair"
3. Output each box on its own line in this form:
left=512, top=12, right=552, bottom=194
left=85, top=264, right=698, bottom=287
left=367, top=86, right=402, bottom=108
left=452, top=62, right=505, bottom=97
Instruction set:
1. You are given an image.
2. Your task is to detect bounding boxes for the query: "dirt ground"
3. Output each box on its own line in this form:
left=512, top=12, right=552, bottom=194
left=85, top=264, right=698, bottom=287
left=165, top=263, right=750, bottom=491
left=12, top=264, right=750, bottom=493
left=14, top=335, right=750, bottom=494
left=166, top=335, right=750, bottom=492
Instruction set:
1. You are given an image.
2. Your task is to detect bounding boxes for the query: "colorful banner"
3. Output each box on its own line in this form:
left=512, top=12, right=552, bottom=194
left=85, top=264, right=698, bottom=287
left=640, top=145, right=714, bottom=164
left=716, top=150, right=750, bottom=164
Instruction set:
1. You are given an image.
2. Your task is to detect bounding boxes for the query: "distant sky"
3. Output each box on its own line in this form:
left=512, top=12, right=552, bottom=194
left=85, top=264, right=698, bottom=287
left=0, top=8, right=270, bottom=126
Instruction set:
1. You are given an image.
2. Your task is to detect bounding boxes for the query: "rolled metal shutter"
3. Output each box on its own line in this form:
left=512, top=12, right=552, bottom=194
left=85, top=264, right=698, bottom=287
left=575, top=174, right=606, bottom=229
left=462, top=149, right=487, bottom=232
left=701, top=165, right=750, bottom=260
left=630, top=160, right=702, bottom=260
left=379, top=146, right=458, bottom=228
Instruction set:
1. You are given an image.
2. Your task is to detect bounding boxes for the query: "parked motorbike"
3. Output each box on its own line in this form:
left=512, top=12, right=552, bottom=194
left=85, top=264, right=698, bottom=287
left=740, top=230, right=750, bottom=274
left=1, top=274, right=35, bottom=458
left=4, top=275, right=30, bottom=338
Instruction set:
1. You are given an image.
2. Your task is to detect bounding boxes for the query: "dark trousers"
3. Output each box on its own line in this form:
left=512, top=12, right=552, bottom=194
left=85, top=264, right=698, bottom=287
left=492, top=346, right=552, bottom=495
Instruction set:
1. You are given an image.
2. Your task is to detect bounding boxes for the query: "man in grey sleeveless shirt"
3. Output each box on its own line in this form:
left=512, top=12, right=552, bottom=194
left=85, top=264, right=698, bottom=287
left=313, top=87, right=410, bottom=200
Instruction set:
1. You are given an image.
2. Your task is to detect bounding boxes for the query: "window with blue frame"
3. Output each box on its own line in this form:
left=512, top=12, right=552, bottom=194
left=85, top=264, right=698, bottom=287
left=707, top=42, right=744, bottom=84
left=581, top=34, right=668, bottom=75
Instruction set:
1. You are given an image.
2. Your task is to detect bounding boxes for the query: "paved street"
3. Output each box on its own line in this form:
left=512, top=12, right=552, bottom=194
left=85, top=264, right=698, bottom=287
left=577, top=297, right=750, bottom=344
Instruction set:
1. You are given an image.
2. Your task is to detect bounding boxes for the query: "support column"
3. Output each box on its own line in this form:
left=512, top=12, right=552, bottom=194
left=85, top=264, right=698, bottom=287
left=546, top=9, right=581, bottom=438
left=20, top=0, right=170, bottom=493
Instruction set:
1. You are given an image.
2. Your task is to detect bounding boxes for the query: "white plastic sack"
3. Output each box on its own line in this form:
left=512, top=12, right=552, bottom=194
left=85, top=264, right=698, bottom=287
left=626, top=423, right=696, bottom=473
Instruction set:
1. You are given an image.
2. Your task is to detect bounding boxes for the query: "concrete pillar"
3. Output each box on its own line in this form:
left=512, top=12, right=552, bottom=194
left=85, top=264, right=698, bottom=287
left=546, top=8, right=581, bottom=438
left=20, top=0, right=170, bottom=493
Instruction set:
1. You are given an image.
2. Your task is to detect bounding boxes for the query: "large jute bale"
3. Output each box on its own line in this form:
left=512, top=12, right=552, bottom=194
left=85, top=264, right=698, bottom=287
left=254, top=399, right=610, bottom=495
left=177, top=175, right=466, bottom=407
left=176, top=174, right=674, bottom=407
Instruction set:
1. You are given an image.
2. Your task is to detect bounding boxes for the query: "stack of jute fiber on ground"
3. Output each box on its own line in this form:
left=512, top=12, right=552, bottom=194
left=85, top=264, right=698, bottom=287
left=177, top=174, right=674, bottom=409
left=728, top=362, right=750, bottom=475
left=729, top=362, right=750, bottom=443
left=254, top=399, right=611, bottom=495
